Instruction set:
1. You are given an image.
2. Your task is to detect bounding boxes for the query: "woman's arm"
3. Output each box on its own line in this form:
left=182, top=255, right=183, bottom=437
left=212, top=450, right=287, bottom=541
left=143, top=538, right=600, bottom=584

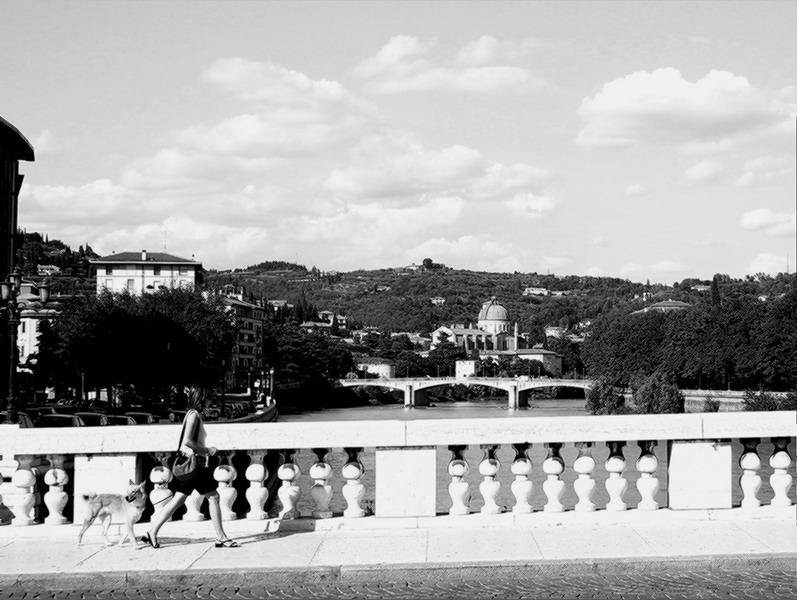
left=181, top=411, right=217, bottom=457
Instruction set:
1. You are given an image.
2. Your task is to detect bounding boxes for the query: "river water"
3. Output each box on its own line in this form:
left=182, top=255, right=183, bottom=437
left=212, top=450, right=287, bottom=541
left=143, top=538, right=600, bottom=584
left=277, top=399, right=788, bottom=516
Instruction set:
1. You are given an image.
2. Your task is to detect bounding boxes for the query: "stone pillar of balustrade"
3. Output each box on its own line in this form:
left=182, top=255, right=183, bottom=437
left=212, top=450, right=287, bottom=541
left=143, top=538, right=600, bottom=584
left=43, top=454, right=69, bottom=525
left=277, top=449, right=301, bottom=520
left=605, top=441, right=628, bottom=511
left=769, top=437, right=793, bottom=507
left=9, top=456, right=37, bottom=525
left=149, top=453, right=174, bottom=522
left=245, top=450, right=269, bottom=520
left=739, top=438, right=762, bottom=509
left=310, top=448, right=333, bottom=519
left=573, top=442, right=596, bottom=512
left=636, top=440, right=659, bottom=510
left=447, top=445, right=470, bottom=515
left=342, top=447, right=366, bottom=518
left=478, top=445, right=502, bottom=514
left=183, top=489, right=206, bottom=521
left=668, top=439, right=732, bottom=509
left=510, top=443, right=533, bottom=513
left=542, top=443, right=565, bottom=512
left=214, top=457, right=238, bottom=521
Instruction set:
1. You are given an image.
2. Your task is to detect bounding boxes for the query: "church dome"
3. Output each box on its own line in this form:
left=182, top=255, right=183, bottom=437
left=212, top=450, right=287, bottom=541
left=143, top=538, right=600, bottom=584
left=478, top=296, right=509, bottom=322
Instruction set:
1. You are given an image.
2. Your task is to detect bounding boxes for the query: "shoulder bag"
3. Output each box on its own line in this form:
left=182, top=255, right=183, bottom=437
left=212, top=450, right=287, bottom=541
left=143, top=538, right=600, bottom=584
left=172, top=410, right=200, bottom=481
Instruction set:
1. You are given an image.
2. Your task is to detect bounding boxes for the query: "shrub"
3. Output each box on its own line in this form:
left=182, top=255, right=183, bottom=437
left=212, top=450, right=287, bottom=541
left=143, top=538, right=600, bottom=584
left=742, top=389, right=795, bottom=411
left=585, top=379, right=627, bottom=415
left=633, top=371, right=685, bottom=414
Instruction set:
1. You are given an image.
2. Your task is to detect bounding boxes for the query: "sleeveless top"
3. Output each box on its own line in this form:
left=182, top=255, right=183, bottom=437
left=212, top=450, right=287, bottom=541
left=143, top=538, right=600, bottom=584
left=183, top=409, right=207, bottom=449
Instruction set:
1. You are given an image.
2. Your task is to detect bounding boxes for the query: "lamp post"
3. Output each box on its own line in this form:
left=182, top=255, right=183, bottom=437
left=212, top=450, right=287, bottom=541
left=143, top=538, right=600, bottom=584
left=1, top=270, right=49, bottom=424
left=268, top=367, right=274, bottom=404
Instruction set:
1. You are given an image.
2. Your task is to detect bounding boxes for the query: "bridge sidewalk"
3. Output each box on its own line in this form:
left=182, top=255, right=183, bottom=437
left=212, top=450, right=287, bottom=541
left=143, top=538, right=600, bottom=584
left=0, top=507, right=794, bottom=589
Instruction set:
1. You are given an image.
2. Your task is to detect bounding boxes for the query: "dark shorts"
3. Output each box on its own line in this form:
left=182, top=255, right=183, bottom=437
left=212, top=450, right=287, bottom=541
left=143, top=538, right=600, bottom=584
left=171, top=455, right=220, bottom=496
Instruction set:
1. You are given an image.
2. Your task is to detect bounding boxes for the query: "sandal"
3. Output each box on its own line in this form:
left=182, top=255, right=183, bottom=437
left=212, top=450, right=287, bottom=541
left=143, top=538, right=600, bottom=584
left=215, top=539, right=240, bottom=548
left=140, top=532, right=160, bottom=549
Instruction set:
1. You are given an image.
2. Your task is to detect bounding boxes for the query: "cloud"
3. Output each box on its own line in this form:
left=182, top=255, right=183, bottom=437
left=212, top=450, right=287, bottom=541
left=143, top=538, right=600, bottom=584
left=740, top=209, right=796, bottom=236
left=682, top=159, right=725, bottom=185
left=30, top=129, right=56, bottom=154
left=689, top=36, right=711, bottom=45
left=748, top=252, right=788, bottom=275
left=351, top=35, right=548, bottom=93
left=625, top=184, right=644, bottom=195
left=575, top=68, right=794, bottom=149
left=620, top=260, right=689, bottom=277
left=734, top=155, right=794, bottom=187
left=19, top=58, right=559, bottom=271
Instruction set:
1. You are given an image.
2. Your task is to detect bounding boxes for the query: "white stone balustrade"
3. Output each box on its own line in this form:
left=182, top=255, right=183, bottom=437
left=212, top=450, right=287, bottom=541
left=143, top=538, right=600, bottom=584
left=214, top=460, right=238, bottom=521
left=573, top=442, right=596, bottom=512
left=605, top=441, right=628, bottom=511
left=447, top=445, right=470, bottom=516
left=245, top=450, right=269, bottom=520
left=478, top=445, right=502, bottom=514
left=0, top=411, right=793, bottom=527
left=542, top=443, right=565, bottom=512
left=341, top=447, right=366, bottom=518
left=510, top=443, right=533, bottom=513
left=149, top=453, right=174, bottom=522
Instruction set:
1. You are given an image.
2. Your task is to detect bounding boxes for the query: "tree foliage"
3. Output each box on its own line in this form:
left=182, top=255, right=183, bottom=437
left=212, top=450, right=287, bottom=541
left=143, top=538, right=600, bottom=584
left=585, top=378, right=627, bottom=415
left=632, top=371, right=684, bottom=414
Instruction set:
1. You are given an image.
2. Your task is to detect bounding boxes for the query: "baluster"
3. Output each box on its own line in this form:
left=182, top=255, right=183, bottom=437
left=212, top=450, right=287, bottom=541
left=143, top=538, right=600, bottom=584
left=573, top=442, right=596, bottom=512
left=739, top=438, right=761, bottom=509
left=479, top=445, right=502, bottom=514
left=447, top=445, right=470, bottom=515
left=310, top=448, right=333, bottom=519
left=245, top=450, right=269, bottom=520
left=43, top=454, right=69, bottom=525
left=214, top=455, right=238, bottom=521
left=605, top=441, right=627, bottom=511
left=510, top=443, right=533, bottom=513
left=149, top=453, right=174, bottom=522
left=769, top=437, right=793, bottom=507
left=636, top=440, right=659, bottom=510
left=542, top=443, right=565, bottom=512
left=342, top=447, right=365, bottom=518
left=183, top=489, right=206, bottom=521
left=10, top=456, right=36, bottom=526
left=277, top=449, right=301, bottom=520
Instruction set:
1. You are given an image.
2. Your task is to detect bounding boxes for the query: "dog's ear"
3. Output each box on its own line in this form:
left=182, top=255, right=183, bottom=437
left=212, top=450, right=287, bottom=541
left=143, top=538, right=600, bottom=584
left=129, top=479, right=135, bottom=485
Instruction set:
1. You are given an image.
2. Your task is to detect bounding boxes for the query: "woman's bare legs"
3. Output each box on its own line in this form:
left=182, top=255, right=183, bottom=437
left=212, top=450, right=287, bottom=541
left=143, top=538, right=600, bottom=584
left=147, top=491, right=188, bottom=543
left=205, top=491, right=230, bottom=541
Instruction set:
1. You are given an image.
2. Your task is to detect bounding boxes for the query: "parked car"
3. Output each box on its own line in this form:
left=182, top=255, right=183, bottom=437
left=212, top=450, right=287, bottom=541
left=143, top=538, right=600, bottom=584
left=168, top=409, right=187, bottom=422
left=106, top=415, right=137, bottom=426
left=51, top=405, right=79, bottom=415
left=74, top=412, right=110, bottom=426
left=21, top=405, right=57, bottom=421
left=0, top=411, right=35, bottom=428
left=35, top=414, right=86, bottom=427
left=124, top=411, right=157, bottom=424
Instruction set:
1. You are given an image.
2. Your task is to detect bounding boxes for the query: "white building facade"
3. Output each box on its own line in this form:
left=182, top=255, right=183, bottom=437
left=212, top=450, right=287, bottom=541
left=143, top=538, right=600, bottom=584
left=90, top=250, right=201, bottom=295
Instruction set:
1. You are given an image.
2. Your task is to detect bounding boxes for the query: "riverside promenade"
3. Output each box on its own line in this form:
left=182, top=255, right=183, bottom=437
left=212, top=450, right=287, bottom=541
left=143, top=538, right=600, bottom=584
left=0, top=506, right=794, bottom=596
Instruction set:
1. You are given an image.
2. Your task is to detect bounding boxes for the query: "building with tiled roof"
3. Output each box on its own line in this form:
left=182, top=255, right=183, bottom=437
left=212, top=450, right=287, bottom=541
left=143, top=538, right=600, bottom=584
left=90, top=249, right=202, bottom=295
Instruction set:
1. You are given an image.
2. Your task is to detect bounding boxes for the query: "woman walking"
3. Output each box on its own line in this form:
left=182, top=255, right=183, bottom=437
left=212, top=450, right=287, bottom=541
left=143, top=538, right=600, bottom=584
left=141, top=386, right=239, bottom=548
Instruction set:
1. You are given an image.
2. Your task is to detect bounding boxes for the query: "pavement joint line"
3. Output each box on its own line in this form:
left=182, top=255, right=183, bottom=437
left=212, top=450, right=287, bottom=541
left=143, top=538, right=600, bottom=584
left=0, top=553, right=794, bottom=590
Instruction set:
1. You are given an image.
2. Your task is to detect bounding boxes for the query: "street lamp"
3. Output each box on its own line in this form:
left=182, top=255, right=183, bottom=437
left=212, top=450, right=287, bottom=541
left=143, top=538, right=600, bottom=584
left=1, top=270, right=49, bottom=424
left=268, top=367, right=275, bottom=405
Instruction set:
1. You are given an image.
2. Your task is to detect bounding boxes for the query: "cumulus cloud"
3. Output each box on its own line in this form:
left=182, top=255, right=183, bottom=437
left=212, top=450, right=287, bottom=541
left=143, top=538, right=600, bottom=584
left=351, top=35, right=548, bottom=93
left=740, top=209, right=796, bottom=236
left=749, top=252, right=788, bottom=275
left=625, top=184, right=645, bottom=195
left=734, top=155, right=794, bottom=187
left=575, top=68, right=794, bottom=149
left=682, top=159, right=725, bottom=185
left=20, top=57, right=559, bottom=271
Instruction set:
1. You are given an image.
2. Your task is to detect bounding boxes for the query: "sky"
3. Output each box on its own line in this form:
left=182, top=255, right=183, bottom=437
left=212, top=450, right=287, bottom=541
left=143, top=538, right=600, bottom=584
left=2, top=1, right=795, bottom=282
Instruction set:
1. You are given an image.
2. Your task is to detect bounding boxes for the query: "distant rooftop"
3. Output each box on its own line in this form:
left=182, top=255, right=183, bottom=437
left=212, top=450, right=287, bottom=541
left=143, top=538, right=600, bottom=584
left=91, top=250, right=200, bottom=264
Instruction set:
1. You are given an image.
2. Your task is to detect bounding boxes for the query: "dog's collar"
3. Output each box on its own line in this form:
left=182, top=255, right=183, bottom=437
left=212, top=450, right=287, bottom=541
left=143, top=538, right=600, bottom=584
left=125, top=493, right=138, bottom=503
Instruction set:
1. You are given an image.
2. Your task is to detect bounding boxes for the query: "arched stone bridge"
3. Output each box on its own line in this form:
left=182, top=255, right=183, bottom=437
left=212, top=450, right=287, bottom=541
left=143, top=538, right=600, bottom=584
left=337, top=376, right=595, bottom=409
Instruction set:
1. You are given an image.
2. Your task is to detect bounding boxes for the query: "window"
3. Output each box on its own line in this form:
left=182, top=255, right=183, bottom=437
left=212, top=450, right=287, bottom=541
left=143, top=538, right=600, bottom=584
left=105, top=279, right=113, bottom=289
left=106, top=266, right=114, bottom=275
left=178, top=265, right=188, bottom=275
left=127, top=279, right=135, bottom=290
left=153, top=266, right=161, bottom=276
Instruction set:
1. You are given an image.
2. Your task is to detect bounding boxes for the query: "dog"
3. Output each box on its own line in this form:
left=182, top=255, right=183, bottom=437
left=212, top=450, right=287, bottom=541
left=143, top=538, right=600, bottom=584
left=77, top=480, right=147, bottom=547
